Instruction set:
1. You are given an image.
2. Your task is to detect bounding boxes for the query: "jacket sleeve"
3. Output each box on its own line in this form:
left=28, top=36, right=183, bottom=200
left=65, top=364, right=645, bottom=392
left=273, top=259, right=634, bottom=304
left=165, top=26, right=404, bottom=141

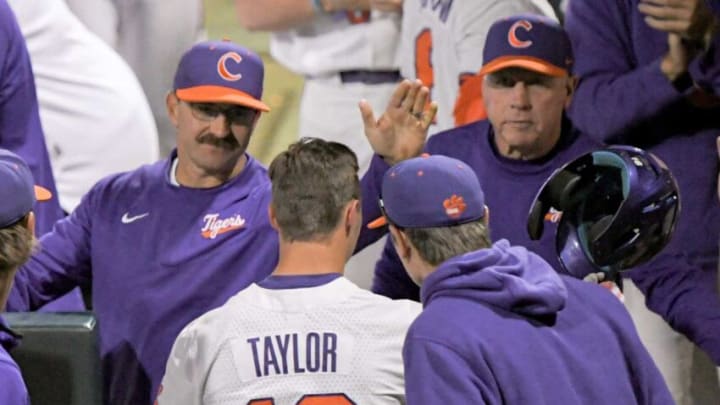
left=6, top=182, right=96, bottom=311
left=403, top=336, right=499, bottom=405
left=628, top=252, right=720, bottom=365
left=0, top=359, right=29, bottom=405
left=564, top=0, right=684, bottom=142
left=355, top=154, right=391, bottom=252
left=371, top=237, right=420, bottom=301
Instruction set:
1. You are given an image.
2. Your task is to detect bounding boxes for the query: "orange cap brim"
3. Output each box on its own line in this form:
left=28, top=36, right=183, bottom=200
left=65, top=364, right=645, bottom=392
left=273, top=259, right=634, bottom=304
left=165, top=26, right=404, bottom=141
left=34, top=185, right=52, bottom=201
left=367, top=216, right=388, bottom=229
left=176, top=85, right=270, bottom=112
left=479, top=56, right=568, bottom=77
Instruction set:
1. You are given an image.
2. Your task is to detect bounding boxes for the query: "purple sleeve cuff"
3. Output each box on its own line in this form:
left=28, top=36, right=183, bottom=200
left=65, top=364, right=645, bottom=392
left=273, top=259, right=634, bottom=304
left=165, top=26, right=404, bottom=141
left=628, top=253, right=720, bottom=364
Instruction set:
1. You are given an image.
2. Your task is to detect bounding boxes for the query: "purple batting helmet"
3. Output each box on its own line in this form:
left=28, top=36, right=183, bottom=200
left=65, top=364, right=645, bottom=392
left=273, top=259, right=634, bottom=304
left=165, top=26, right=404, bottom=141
left=527, top=145, right=680, bottom=279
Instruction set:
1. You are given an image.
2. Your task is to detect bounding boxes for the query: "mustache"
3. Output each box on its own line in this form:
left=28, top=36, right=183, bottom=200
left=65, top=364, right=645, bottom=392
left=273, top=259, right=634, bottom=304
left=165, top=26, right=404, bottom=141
left=197, top=133, right=240, bottom=150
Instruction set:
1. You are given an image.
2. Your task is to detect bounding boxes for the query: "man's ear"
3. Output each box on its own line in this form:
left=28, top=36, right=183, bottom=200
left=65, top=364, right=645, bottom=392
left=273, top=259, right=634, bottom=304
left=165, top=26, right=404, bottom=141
left=388, top=225, right=412, bottom=260
left=268, top=203, right=280, bottom=232
left=564, top=76, right=578, bottom=108
left=251, top=111, right=262, bottom=130
left=344, top=200, right=361, bottom=236
left=166, top=92, right=180, bottom=127
left=26, top=212, right=36, bottom=237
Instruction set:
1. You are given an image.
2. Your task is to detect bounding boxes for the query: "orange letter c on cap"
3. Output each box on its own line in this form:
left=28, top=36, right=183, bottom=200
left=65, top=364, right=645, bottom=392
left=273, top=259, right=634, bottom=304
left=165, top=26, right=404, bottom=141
left=508, top=20, right=533, bottom=49
left=217, top=51, right=243, bottom=81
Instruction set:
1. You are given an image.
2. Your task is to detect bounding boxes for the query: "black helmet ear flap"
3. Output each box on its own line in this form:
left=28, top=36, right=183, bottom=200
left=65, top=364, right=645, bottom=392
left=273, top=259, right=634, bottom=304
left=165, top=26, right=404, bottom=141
left=527, top=168, right=582, bottom=240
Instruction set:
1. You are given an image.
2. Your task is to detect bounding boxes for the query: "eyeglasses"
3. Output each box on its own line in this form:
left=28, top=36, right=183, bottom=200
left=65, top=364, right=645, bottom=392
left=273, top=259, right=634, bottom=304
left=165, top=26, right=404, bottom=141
left=185, top=101, right=258, bottom=126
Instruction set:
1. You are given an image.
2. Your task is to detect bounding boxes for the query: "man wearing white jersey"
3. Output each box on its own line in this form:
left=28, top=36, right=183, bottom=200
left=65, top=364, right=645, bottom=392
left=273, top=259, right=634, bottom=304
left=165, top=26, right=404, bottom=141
left=8, top=0, right=159, bottom=213
left=235, top=0, right=402, bottom=174
left=157, top=138, right=420, bottom=405
left=236, top=0, right=404, bottom=291
left=399, top=0, right=557, bottom=133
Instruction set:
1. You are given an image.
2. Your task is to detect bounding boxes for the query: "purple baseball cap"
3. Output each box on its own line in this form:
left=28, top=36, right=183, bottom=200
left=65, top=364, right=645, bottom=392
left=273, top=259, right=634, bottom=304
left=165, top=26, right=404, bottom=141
left=173, top=40, right=270, bottom=112
left=368, top=155, right=485, bottom=229
left=479, top=14, right=573, bottom=77
left=0, top=149, right=52, bottom=228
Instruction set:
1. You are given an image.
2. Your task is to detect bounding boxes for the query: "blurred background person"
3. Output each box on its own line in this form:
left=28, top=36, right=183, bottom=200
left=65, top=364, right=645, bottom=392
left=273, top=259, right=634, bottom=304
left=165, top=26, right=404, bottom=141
left=65, top=0, right=206, bottom=156
left=9, top=0, right=159, bottom=214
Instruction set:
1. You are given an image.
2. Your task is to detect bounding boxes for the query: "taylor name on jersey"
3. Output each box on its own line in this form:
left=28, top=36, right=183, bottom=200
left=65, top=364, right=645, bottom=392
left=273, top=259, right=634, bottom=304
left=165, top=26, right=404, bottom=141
left=237, top=330, right=355, bottom=381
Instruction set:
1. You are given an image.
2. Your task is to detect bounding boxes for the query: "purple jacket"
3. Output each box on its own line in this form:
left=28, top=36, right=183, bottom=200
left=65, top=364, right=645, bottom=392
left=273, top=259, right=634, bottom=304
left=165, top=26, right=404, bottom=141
left=565, top=0, right=720, bottom=363
left=0, top=316, right=29, bottom=405
left=7, top=153, right=279, bottom=405
left=403, top=240, right=673, bottom=404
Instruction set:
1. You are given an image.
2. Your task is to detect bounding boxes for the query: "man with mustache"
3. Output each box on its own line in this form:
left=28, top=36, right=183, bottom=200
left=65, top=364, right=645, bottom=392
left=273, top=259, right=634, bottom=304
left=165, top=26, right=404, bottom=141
left=6, top=40, right=280, bottom=405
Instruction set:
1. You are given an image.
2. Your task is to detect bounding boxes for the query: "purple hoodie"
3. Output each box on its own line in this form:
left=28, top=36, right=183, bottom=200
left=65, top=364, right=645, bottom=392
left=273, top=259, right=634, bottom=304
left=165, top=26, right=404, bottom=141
left=403, top=240, right=673, bottom=404
left=0, top=316, right=29, bottom=405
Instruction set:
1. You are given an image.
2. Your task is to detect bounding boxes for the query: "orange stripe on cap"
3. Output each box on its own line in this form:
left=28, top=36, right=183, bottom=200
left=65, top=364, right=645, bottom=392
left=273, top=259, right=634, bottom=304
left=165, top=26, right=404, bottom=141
left=34, top=185, right=52, bottom=201
left=176, top=85, right=270, bottom=112
left=479, top=55, right=568, bottom=77
left=367, top=216, right=388, bottom=229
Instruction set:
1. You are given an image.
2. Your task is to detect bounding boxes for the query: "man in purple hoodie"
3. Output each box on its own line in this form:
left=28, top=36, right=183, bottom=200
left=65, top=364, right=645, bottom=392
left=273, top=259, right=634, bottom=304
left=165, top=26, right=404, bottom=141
left=372, top=154, right=673, bottom=404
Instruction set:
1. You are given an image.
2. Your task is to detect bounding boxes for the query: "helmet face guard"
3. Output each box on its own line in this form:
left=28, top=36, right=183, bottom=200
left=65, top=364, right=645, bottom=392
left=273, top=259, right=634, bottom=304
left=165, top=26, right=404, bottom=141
left=527, top=145, right=680, bottom=279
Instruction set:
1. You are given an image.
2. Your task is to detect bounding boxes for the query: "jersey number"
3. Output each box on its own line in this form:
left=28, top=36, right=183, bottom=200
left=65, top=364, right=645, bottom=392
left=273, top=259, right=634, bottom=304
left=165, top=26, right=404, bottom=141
left=346, top=10, right=370, bottom=24
left=414, top=28, right=434, bottom=97
left=248, top=393, right=355, bottom=405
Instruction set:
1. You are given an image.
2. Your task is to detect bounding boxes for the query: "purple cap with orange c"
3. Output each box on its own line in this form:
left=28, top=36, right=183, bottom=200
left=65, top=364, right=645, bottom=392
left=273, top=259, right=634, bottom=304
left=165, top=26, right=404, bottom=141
left=173, top=40, right=270, bottom=112
left=367, top=155, right=485, bottom=229
left=0, top=149, right=52, bottom=228
left=479, top=14, right=573, bottom=77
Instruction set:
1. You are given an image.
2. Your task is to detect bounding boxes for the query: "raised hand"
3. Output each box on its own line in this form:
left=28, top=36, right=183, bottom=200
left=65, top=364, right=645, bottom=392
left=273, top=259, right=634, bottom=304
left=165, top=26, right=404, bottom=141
left=638, top=0, right=713, bottom=39
left=359, top=79, right=438, bottom=165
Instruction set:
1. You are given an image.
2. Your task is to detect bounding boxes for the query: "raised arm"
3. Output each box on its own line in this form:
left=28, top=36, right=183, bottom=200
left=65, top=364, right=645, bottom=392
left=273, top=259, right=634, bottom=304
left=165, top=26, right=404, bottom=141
left=6, top=181, right=96, bottom=311
left=355, top=80, right=436, bottom=252
left=564, top=0, right=705, bottom=142
left=235, top=0, right=379, bottom=31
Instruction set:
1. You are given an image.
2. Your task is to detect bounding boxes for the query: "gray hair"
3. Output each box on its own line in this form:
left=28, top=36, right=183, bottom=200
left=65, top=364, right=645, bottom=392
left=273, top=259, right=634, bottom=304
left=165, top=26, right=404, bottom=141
left=404, top=220, right=491, bottom=266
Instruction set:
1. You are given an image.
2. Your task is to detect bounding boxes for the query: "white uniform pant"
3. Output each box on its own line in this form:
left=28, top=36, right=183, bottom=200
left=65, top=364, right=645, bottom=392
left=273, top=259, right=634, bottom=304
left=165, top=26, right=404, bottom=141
left=624, top=279, right=720, bottom=404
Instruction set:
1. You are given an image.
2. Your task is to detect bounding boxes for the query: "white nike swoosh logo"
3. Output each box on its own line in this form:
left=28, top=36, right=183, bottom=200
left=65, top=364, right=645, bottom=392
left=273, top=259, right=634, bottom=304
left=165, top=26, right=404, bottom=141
left=121, top=212, right=149, bottom=224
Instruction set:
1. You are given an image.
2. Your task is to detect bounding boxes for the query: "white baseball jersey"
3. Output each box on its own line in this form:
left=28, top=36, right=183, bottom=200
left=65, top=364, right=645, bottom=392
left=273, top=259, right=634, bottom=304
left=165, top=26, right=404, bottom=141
left=398, top=0, right=557, bottom=133
left=270, top=11, right=401, bottom=77
left=157, top=276, right=421, bottom=405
